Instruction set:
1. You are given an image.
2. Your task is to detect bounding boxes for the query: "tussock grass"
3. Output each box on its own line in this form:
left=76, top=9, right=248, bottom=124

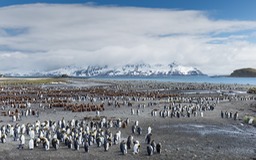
left=243, top=115, right=255, bottom=126
left=0, top=78, right=67, bottom=85
left=247, top=87, right=256, bottom=94
left=243, top=116, right=250, bottom=123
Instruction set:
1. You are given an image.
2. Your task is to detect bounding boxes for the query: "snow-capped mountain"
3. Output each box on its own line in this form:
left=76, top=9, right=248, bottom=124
left=4, top=63, right=206, bottom=77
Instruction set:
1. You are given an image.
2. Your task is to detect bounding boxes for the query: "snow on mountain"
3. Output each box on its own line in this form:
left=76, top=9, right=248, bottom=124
left=4, top=63, right=206, bottom=77
left=46, top=66, right=82, bottom=76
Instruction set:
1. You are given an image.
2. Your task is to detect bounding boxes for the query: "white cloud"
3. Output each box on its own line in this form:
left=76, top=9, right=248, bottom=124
left=0, top=4, right=256, bottom=75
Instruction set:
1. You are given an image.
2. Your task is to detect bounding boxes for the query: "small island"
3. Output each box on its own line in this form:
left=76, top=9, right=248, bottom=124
left=230, top=68, right=256, bottom=77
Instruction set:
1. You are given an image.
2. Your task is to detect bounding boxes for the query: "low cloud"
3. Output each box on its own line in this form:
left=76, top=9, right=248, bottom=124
left=0, top=4, right=256, bottom=75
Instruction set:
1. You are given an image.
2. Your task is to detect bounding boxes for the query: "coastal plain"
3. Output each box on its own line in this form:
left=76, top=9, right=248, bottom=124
left=0, top=78, right=255, bottom=160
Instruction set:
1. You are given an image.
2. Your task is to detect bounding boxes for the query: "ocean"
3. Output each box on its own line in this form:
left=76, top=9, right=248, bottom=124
left=95, top=76, right=256, bottom=85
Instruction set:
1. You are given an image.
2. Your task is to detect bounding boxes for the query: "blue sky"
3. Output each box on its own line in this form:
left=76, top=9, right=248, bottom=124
left=1, top=0, right=256, bottom=20
left=0, top=0, right=256, bottom=75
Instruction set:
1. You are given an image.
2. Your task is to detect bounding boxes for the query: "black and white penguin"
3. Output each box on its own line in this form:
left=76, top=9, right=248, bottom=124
left=42, top=138, right=50, bottom=151
left=67, top=139, right=72, bottom=149
left=1, top=134, right=6, bottom=143
left=234, top=112, right=238, bottom=120
left=84, top=141, right=89, bottom=153
left=150, top=140, right=156, bottom=153
left=120, top=140, right=127, bottom=155
left=145, top=133, right=152, bottom=144
left=132, top=125, right=136, bottom=134
left=137, top=126, right=142, bottom=135
left=52, top=138, right=59, bottom=150
left=34, top=138, right=41, bottom=147
left=125, top=118, right=130, bottom=126
left=127, top=135, right=133, bottom=149
left=29, top=138, right=34, bottom=150
left=156, top=143, right=162, bottom=154
left=133, top=140, right=140, bottom=154
left=113, top=134, right=119, bottom=145
left=147, top=145, right=153, bottom=156
left=103, top=138, right=109, bottom=151
left=96, top=136, right=103, bottom=147
left=74, top=138, right=79, bottom=150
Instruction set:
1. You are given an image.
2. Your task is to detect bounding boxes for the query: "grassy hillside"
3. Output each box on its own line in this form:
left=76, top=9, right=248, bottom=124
left=230, top=68, right=256, bottom=77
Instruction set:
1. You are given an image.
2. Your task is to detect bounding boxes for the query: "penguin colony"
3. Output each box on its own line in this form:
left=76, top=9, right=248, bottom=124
left=0, top=79, right=255, bottom=157
left=1, top=116, right=162, bottom=156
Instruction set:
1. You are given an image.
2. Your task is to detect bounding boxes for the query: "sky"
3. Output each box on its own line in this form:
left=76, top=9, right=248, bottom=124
left=0, top=0, right=256, bottom=75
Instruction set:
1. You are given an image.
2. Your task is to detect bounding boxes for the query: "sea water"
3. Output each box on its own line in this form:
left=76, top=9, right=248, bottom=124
left=95, top=76, right=256, bottom=85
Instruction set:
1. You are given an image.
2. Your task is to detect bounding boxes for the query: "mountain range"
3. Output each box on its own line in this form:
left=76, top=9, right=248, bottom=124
left=3, top=63, right=206, bottom=77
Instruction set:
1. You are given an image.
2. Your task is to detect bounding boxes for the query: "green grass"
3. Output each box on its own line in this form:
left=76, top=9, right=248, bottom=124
left=0, top=78, right=67, bottom=85
left=247, top=87, right=256, bottom=94
left=243, top=115, right=255, bottom=125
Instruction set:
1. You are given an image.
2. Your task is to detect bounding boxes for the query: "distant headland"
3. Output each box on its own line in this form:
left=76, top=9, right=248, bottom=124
left=230, top=68, right=256, bottom=77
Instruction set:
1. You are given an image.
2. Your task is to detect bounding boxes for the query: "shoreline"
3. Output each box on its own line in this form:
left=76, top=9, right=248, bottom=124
left=1, top=76, right=256, bottom=85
